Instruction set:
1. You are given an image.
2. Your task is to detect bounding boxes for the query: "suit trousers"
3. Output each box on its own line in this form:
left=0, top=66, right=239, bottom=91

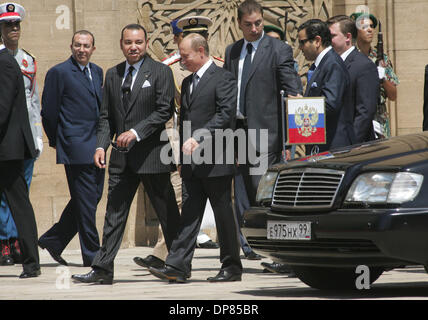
left=0, top=158, right=35, bottom=240
left=166, top=175, right=242, bottom=275
left=92, top=169, right=180, bottom=274
left=0, top=160, right=39, bottom=273
left=39, top=164, right=104, bottom=266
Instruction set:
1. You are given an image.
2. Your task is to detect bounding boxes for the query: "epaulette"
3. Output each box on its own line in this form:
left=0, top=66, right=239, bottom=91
left=22, top=48, right=36, bottom=61
left=212, top=55, right=224, bottom=63
left=162, top=51, right=181, bottom=66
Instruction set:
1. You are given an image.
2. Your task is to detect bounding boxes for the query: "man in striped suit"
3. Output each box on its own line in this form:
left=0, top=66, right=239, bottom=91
left=72, top=24, right=180, bottom=285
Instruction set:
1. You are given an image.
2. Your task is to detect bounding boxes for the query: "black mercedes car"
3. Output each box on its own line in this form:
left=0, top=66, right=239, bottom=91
left=242, top=132, right=428, bottom=290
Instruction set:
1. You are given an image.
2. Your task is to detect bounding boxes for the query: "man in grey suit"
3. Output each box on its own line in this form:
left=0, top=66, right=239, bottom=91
left=327, top=15, right=379, bottom=143
left=223, top=0, right=302, bottom=260
left=298, top=19, right=355, bottom=154
left=149, top=33, right=242, bottom=283
left=72, top=24, right=180, bottom=284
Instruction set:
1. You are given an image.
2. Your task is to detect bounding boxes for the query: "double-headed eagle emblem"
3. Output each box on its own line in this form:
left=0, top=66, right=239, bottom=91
left=294, top=105, right=319, bottom=137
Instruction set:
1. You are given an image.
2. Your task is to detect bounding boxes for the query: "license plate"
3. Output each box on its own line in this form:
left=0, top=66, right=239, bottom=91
left=267, top=221, right=311, bottom=240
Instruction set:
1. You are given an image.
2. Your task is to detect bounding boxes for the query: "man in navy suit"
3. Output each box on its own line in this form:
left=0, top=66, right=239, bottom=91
left=328, top=15, right=379, bottom=143
left=39, top=30, right=105, bottom=267
left=298, top=19, right=355, bottom=154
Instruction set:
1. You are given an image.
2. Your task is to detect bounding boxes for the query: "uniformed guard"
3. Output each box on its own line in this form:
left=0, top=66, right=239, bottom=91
left=0, top=2, right=43, bottom=265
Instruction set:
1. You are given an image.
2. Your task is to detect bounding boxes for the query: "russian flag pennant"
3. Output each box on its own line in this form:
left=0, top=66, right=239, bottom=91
left=286, top=97, right=326, bottom=145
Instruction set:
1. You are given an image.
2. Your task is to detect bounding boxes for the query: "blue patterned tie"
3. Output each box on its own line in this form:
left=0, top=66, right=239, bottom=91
left=307, top=63, right=316, bottom=83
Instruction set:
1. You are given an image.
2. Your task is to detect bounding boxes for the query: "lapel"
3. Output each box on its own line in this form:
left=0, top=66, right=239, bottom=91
left=126, top=56, right=151, bottom=116
left=69, top=57, right=95, bottom=96
left=304, top=49, right=332, bottom=96
left=114, top=62, right=127, bottom=117
left=189, top=62, right=217, bottom=106
left=245, top=34, right=268, bottom=84
left=231, top=39, right=244, bottom=77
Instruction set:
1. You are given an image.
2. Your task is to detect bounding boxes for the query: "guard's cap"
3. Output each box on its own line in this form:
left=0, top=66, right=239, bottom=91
left=170, top=19, right=183, bottom=35
left=0, top=2, right=25, bottom=23
left=350, top=12, right=378, bottom=29
left=264, top=25, right=284, bottom=40
left=177, top=16, right=212, bottom=34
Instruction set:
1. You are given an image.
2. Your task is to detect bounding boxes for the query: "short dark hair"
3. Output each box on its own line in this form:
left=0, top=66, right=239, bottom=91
left=121, top=24, right=147, bottom=41
left=237, top=0, right=263, bottom=21
left=298, top=19, right=331, bottom=47
left=72, top=30, right=95, bottom=46
left=326, top=15, right=357, bottom=42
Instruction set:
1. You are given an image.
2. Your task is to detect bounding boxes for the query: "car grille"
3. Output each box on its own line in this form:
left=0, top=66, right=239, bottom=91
left=247, top=236, right=380, bottom=254
left=272, top=168, right=345, bottom=209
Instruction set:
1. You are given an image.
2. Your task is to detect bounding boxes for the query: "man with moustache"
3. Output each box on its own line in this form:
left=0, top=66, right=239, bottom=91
left=72, top=24, right=180, bottom=285
left=297, top=19, right=355, bottom=153
left=39, top=30, right=105, bottom=267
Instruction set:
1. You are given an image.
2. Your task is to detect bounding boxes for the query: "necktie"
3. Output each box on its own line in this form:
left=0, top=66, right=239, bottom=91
left=191, top=73, right=199, bottom=97
left=239, top=43, right=253, bottom=116
left=83, top=66, right=95, bottom=92
left=307, top=63, right=316, bottom=83
left=122, top=66, right=135, bottom=112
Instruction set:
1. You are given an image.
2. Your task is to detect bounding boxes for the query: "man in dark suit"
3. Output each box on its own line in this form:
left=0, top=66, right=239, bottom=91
left=0, top=46, right=40, bottom=278
left=72, top=24, right=180, bottom=285
left=328, top=15, right=379, bottom=143
left=223, top=0, right=302, bottom=260
left=298, top=19, right=355, bottom=154
left=39, top=30, right=105, bottom=267
left=149, top=33, right=241, bottom=283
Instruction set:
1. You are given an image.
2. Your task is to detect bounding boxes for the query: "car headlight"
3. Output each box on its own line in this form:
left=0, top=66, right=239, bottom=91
left=345, top=172, right=423, bottom=204
left=256, top=171, right=279, bottom=204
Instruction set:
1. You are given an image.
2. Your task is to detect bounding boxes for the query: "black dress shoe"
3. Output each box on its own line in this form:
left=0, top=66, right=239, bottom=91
left=207, top=270, right=242, bottom=282
left=196, top=240, right=219, bottom=249
left=149, top=265, right=187, bottom=283
left=245, top=251, right=263, bottom=260
left=72, top=268, right=113, bottom=285
left=38, top=241, right=68, bottom=266
left=133, top=255, right=164, bottom=269
left=19, top=269, right=41, bottom=279
left=261, top=262, right=292, bottom=274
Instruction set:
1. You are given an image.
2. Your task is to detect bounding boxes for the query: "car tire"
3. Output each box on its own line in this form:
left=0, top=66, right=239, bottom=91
left=292, top=266, right=384, bottom=290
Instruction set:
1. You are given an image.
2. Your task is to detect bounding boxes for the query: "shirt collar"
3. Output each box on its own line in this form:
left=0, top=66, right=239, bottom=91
left=77, top=62, right=90, bottom=72
left=243, top=31, right=264, bottom=53
left=125, top=57, right=145, bottom=75
left=314, top=46, right=333, bottom=68
left=195, top=59, right=213, bottom=79
left=340, top=46, right=355, bottom=61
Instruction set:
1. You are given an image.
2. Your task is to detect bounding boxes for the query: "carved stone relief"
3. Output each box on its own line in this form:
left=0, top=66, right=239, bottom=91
left=137, top=0, right=332, bottom=80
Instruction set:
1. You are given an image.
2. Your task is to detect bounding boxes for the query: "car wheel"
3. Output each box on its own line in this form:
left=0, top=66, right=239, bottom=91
left=292, top=266, right=384, bottom=290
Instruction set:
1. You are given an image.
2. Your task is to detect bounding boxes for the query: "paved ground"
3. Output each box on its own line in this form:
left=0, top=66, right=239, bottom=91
left=1, top=246, right=428, bottom=301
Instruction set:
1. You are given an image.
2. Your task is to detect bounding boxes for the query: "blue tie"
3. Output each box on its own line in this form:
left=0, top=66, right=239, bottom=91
left=239, top=43, right=253, bottom=116
left=307, top=63, right=316, bottom=83
left=83, top=67, right=95, bottom=92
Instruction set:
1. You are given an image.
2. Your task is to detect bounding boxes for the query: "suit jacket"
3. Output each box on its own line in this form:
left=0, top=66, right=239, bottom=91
left=305, top=48, right=355, bottom=152
left=344, top=48, right=379, bottom=143
left=180, top=62, right=237, bottom=179
left=423, top=65, right=428, bottom=131
left=41, top=56, right=103, bottom=164
left=224, top=35, right=302, bottom=153
left=0, top=48, right=36, bottom=161
left=97, top=55, right=175, bottom=174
